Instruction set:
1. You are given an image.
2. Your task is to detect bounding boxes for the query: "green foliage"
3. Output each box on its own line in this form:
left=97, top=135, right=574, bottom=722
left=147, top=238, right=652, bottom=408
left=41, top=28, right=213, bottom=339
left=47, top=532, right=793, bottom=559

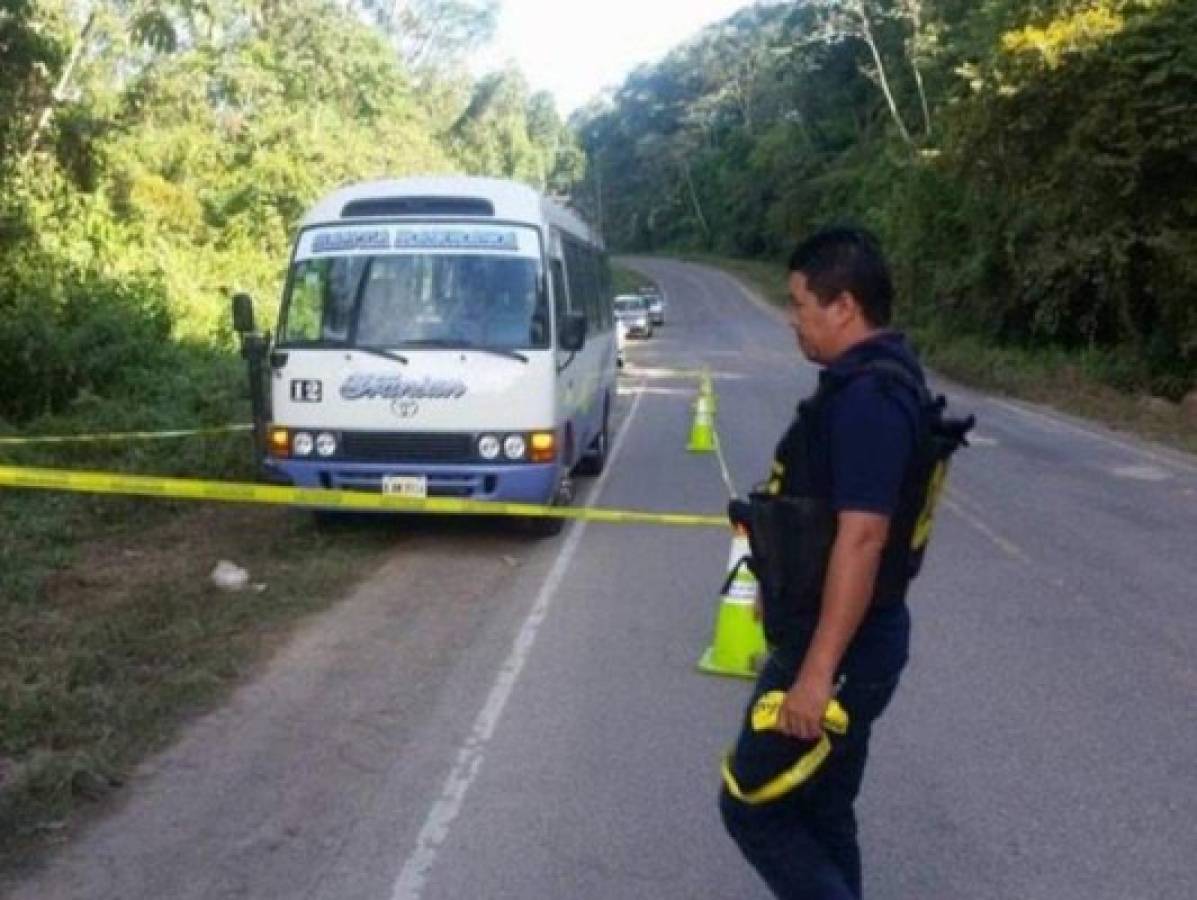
left=0, top=0, right=592, bottom=861
left=576, top=0, right=1197, bottom=397
left=0, top=0, right=585, bottom=428
left=0, top=0, right=65, bottom=175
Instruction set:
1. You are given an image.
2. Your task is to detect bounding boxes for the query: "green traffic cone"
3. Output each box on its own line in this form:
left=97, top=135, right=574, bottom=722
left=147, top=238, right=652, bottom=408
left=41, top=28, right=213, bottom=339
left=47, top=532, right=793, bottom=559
left=687, top=394, right=716, bottom=453
left=698, top=528, right=767, bottom=680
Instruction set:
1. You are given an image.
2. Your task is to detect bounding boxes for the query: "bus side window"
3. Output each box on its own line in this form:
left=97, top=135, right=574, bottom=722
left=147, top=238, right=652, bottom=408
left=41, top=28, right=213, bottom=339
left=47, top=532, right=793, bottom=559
left=586, top=250, right=603, bottom=330
left=580, top=248, right=595, bottom=330
left=564, top=241, right=586, bottom=321
left=551, top=258, right=569, bottom=346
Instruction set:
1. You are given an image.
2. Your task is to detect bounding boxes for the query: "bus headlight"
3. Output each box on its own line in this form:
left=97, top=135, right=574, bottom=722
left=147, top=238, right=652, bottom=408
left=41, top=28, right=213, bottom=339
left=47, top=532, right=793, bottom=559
left=478, top=434, right=501, bottom=460
left=292, top=431, right=314, bottom=457
left=315, top=432, right=338, bottom=458
left=503, top=434, right=527, bottom=460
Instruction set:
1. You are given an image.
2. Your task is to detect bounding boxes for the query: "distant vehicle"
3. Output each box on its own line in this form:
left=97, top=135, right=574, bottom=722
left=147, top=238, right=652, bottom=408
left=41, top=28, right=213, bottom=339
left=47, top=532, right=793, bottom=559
left=614, top=294, right=653, bottom=339
left=642, top=291, right=665, bottom=326
left=234, top=175, right=617, bottom=534
left=616, top=319, right=628, bottom=368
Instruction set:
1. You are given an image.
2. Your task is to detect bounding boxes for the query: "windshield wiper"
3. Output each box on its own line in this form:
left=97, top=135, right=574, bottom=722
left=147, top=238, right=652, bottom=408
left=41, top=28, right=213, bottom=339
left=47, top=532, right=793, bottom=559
left=399, top=339, right=528, bottom=364
left=352, top=347, right=409, bottom=365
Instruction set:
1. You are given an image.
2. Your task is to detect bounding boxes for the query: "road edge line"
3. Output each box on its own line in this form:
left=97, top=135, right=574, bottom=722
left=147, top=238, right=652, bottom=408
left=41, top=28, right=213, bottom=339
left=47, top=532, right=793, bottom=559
left=388, top=383, right=648, bottom=900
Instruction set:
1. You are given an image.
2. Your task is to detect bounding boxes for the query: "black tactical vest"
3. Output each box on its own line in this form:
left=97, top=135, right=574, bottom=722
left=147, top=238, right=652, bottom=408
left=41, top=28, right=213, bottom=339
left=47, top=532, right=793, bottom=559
left=735, top=348, right=972, bottom=648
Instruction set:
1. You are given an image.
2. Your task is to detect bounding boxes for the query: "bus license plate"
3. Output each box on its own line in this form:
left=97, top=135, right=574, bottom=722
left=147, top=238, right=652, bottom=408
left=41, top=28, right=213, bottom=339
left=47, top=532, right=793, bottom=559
left=382, top=475, right=427, bottom=499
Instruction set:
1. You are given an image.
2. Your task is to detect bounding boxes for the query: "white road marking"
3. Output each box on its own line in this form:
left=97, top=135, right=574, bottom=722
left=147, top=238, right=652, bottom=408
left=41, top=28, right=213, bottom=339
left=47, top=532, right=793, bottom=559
left=622, top=364, right=744, bottom=381
left=969, top=434, right=999, bottom=447
left=943, top=493, right=1032, bottom=563
left=388, top=386, right=647, bottom=900
left=990, top=397, right=1197, bottom=475
left=617, top=384, right=693, bottom=397
left=1109, top=464, right=1172, bottom=482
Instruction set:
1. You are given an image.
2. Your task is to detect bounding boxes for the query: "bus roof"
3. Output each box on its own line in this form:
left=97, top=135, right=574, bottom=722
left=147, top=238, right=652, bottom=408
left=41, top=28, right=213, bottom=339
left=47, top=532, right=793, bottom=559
left=301, top=176, right=601, bottom=249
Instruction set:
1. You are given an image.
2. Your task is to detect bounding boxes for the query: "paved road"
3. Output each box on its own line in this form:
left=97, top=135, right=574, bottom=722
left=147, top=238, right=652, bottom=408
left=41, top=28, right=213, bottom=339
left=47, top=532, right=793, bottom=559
left=7, top=259, right=1196, bottom=899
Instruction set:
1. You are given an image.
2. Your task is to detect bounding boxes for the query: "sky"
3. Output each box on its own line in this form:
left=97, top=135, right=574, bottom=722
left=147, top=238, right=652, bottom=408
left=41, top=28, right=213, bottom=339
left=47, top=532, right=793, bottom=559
left=476, top=0, right=752, bottom=115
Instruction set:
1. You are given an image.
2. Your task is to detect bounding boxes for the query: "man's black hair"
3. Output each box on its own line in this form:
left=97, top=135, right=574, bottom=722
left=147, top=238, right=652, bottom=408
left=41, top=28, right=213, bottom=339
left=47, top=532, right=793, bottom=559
left=788, top=227, right=893, bottom=327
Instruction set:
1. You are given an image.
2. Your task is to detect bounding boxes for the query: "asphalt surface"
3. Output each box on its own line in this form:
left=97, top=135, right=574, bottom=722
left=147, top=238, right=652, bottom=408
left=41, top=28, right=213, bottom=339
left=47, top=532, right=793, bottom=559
left=7, top=258, right=1197, bottom=899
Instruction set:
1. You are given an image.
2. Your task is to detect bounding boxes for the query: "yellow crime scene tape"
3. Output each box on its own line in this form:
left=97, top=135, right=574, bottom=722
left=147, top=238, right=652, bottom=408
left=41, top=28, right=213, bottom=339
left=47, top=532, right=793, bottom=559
left=0, top=372, right=737, bottom=528
left=0, top=465, right=728, bottom=529
left=0, top=424, right=252, bottom=445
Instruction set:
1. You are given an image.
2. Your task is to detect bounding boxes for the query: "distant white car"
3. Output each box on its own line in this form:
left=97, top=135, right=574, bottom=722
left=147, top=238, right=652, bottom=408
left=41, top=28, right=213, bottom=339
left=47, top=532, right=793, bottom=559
left=641, top=289, right=665, bottom=325
left=615, top=294, right=653, bottom=339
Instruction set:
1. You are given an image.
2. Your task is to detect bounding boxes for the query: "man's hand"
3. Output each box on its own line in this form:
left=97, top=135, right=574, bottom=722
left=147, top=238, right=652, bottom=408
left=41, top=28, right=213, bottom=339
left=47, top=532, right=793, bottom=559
left=779, top=670, right=834, bottom=741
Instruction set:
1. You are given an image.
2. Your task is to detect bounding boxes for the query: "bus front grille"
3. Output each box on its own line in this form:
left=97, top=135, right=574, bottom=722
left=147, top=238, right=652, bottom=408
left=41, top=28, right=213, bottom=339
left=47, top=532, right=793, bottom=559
left=339, top=431, right=475, bottom=463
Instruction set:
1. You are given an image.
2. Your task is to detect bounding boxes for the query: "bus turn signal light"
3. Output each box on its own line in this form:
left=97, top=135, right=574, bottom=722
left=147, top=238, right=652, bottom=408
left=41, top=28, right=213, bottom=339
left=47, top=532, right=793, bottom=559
left=530, top=431, right=556, bottom=462
left=268, top=427, right=290, bottom=458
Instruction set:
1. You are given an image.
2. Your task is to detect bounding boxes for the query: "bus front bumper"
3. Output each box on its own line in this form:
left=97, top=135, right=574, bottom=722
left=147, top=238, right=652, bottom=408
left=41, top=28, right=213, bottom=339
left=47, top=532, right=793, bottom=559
left=263, top=459, right=560, bottom=505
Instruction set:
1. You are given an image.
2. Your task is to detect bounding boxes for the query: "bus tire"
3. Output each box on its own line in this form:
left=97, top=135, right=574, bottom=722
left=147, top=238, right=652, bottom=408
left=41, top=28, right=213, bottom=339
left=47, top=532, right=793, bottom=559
left=522, top=472, right=570, bottom=537
left=575, top=404, right=609, bottom=478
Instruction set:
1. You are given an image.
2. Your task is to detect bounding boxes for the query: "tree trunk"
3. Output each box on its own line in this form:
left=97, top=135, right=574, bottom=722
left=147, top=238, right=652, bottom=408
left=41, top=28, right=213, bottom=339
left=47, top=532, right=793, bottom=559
left=680, top=157, right=711, bottom=244
left=854, top=0, right=913, bottom=147
left=911, top=57, right=932, bottom=139
left=25, top=9, right=97, bottom=161
left=593, top=153, right=605, bottom=240
left=904, top=2, right=933, bottom=139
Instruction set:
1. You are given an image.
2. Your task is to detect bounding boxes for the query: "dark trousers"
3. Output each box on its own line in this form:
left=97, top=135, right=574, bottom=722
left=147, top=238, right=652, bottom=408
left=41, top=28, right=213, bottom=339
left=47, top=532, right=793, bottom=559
left=720, top=613, right=907, bottom=900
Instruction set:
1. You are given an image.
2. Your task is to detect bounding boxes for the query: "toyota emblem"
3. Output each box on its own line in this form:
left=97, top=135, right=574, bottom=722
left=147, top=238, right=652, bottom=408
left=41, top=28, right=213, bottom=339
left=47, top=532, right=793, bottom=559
left=391, top=399, right=420, bottom=419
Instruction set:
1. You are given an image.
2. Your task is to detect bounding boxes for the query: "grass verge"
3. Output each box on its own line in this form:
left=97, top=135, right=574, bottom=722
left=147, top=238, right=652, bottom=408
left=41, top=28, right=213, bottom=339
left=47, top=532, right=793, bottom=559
left=683, top=253, right=1197, bottom=457
left=612, top=261, right=657, bottom=296
left=0, top=355, right=400, bottom=875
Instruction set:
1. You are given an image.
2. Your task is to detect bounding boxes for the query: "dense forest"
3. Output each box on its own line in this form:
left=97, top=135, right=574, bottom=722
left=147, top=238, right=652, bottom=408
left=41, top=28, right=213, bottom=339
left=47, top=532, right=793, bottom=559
left=573, top=0, right=1197, bottom=399
left=2, top=0, right=1194, bottom=428
left=0, top=0, right=583, bottom=429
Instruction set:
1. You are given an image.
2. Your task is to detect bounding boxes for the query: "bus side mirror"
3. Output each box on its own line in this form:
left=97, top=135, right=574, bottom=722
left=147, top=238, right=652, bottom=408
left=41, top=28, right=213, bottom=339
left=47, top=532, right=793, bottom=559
left=232, top=293, right=255, bottom=334
left=560, top=313, right=587, bottom=352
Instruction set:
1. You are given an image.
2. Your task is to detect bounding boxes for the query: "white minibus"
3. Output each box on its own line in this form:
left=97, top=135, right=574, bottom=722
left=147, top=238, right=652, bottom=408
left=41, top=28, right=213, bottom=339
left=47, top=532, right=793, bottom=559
left=254, top=176, right=616, bottom=530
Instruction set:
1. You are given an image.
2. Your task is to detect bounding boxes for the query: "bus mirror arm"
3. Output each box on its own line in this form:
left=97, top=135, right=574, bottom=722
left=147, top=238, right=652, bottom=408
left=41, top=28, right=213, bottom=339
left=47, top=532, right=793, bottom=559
left=231, top=292, right=271, bottom=478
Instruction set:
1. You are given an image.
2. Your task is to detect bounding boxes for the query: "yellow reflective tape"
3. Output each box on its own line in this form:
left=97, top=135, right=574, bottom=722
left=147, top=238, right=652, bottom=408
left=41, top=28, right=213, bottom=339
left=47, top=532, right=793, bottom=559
left=750, top=693, right=849, bottom=736
left=722, top=695, right=850, bottom=805
left=0, top=425, right=252, bottom=445
left=721, top=737, right=832, bottom=805
left=0, top=465, right=727, bottom=529
left=912, top=461, right=949, bottom=551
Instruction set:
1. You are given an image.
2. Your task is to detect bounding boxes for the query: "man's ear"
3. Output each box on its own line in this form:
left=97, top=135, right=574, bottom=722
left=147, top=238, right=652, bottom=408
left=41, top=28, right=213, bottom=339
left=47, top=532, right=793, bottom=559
left=832, top=290, right=861, bottom=325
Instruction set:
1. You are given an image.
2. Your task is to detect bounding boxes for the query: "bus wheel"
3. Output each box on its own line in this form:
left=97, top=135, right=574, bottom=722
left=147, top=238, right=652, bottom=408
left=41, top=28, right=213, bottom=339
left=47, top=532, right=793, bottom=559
left=575, top=405, right=609, bottom=478
left=522, top=475, right=571, bottom=537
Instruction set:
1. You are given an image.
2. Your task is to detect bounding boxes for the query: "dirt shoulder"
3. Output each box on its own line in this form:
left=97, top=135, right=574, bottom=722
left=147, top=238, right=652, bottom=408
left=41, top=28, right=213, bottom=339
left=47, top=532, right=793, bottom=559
left=0, top=494, right=398, bottom=877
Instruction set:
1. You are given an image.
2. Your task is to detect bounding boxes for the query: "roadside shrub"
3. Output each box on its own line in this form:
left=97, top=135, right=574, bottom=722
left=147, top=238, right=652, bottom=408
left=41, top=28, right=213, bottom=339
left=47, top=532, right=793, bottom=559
left=0, top=258, right=173, bottom=424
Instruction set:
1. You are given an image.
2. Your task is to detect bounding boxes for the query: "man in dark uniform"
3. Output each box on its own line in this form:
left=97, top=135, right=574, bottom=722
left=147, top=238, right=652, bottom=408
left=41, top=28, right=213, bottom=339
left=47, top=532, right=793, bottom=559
left=720, top=227, right=928, bottom=899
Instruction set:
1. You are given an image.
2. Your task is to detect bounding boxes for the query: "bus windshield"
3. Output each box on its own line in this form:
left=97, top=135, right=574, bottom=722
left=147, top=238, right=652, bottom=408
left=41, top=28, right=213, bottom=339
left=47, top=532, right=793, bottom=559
left=281, top=254, right=549, bottom=350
